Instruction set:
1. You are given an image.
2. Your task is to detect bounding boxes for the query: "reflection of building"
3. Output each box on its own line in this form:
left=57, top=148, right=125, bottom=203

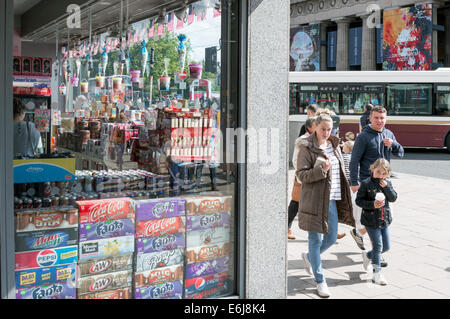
left=290, top=0, right=450, bottom=71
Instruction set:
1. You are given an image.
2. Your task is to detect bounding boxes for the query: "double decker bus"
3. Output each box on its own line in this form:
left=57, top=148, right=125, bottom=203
left=289, top=69, right=450, bottom=151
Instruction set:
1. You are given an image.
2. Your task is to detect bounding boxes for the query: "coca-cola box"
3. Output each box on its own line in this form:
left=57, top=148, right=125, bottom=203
left=134, top=198, right=186, bottom=221
left=16, top=281, right=77, bottom=299
left=15, top=263, right=77, bottom=289
left=77, top=269, right=133, bottom=296
left=136, top=216, right=185, bottom=238
left=15, top=246, right=78, bottom=270
left=78, top=254, right=133, bottom=278
left=15, top=227, right=78, bottom=252
left=79, top=219, right=135, bottom=242
left=77, top=198, right=135, bottom=224
left=78, top=235, right=135, bottom=261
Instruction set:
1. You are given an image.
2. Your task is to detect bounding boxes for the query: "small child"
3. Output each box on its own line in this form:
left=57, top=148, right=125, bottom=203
left=356, top=158, right=397, bottom=285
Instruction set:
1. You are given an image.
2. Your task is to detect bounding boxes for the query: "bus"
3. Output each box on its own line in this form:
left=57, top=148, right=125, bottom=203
left=289, top=69, right=450, bottom=151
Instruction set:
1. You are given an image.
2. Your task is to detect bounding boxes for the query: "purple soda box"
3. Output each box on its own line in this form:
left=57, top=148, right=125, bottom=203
left=134, top=280, right=183, bottom=299
left=185, top=256, right=230, bottom=279
left=136, top=233, right=185, bottom=254
left=16, top=281, right=77, bottom=299
left=186, top=227, right=230, bottom=247
left=186, top=212, right=231, bottom=232
left=134, top=198, right=185, bottom=221
left=79, top=219, right=135, bottom=242
left=135, top=248, right=185, bottom=273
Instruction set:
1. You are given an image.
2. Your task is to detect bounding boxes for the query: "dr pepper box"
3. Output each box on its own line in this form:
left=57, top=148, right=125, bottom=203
left=136, top=216, right=185, bottom=238
left=186, top=211, right=231, bottom=232
left=184, top=272, right=230, bottom=299
left=77, top=269, right=132, bottom=296
left=136, top=233, right=185, bottom=254
left=79, top=235, right=134, bottom=261
left=79, top=219, right=135, bottom=242
left=134, top=264, right=184, bottom=288
left=78, top=287, right=132, bottom=299
left=32, top=57, right=42, bottom=76
left=185, top=242, right=230, bottom=264
left=16, top=208, right=78, bottom=233
left=185, top=256, right=230, bottom=279
left=134, top=280, right=183, bottom=299
left=77, top=198, right=134, bottom=224
left=16, top=281, right=76, bottom=299
left=186, top=227, right=230, bottom=247
left=78, top=254, right=133, bottom=278
left=15, top=227, right=78, bottom=252
left=184, top=195, right=233, bottom=215
left=15, top=246, right=78, bottom=270
left=15, top=263, right=77, bottom=289
left=135, top=248, right=185, bottom=273
left=134, top=198, right=185, bottom=221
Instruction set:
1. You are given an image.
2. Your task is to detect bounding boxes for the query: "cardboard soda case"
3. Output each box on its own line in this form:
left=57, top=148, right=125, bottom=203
left=77, top=198, right=134, bottom=224
left=136, top=216, right=185, bottom=238
left=185, top=242, right=230, bottom=264
left=32, top=57, right=42, bottom=76
left=15, top=263, right=77, bottom=289
left=135, top=248, right=184, bottom=273
left=77, top=270, right=132, bottom=296
left=15, top=227, right=78, bottom=252
left=185, top=256, right=230, bottom=279
left=134, top=198, right=185, bottom=221
left=186, top=227, right=230, bottom=247
left=79, top=219, right=135, bottom=242
left=16, top=209, right=78, bottom=233
left=134, top=280, right=183, bottom=299
left=78, top=254, right=133, bottom=278
left=15, top=246, right=78, bottom=270
left=184, top=272, right=230, bottom=299
left=134, top=264, right=184, bottom=288
left=78, top=287, right=132, bottom=299
left=186, top=212, right=231, bottom=231
left=136, top=233, right=185, bottom=254
left=79, top=235, right=135, bottom=261
left=184, top=195, right=233, bottom=215
left=16, top=281, right=77, bottom=299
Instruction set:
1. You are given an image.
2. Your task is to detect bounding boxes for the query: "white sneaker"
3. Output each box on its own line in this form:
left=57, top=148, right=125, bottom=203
left=362, top=251, right=371, bottom=271
left=316, top=282, right=331, bottom=298
left=372, top=272, right=388, bottom=285
left=301, top=252, right=313, bottom=276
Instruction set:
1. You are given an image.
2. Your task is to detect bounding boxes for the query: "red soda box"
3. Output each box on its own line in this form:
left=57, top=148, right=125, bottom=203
left=134, top=264, right=184, bottom=287
left=42, top=58, right=52, bottom=76
left=21, top=57, right=32, bottom=75
left=136, top=216, right=185, bottom=238
left=78, top=287, right=132, bottom=299
left=184, top=195, right=233, bottom=215
left=185, top=242, right=230, bottom=264
left=77, top=198, right=134, bottom=224
left=15, top=246, right=78, bottom=270
left=32, top=57, right=42, bottom=76
left=16, top=209, right=78, bottom=233
left=13, top=56, right=22, bottom=75
left=184, top=272, right=230, bottom=299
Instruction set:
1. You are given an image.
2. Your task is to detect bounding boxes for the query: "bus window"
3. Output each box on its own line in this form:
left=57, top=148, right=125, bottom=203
left=436, top=93, right=450, bottom=115
left=386, top=84, right=433, bottom=115
left=289, top=83, right=300, bottom=114
left=342, top=92, right=384, bottom=114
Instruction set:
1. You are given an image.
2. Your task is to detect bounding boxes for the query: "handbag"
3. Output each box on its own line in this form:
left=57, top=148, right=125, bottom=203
left=291, top=177, right=301, bottom=202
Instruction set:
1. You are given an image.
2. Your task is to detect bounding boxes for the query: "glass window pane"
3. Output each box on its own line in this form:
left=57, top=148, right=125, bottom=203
left=436, top=93, right=450, bottom=115
left=387, top=84, right=432, bottom=115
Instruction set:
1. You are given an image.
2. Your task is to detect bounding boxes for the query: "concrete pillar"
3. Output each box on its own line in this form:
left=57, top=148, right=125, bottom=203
left=360, top=14, right=377, bottom=71
left=333, top=18, right=352, bottom=71
left=320, top=21, right=331, bottom=71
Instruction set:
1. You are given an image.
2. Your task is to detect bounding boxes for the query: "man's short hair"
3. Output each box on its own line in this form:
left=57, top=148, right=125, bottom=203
left=370, top=105, right=387, bottom=115
left=306, top=104, right=318, bottom=114
left=305, top=117, right=316, bottom=130
left=365, top=104, right=374, bottom=112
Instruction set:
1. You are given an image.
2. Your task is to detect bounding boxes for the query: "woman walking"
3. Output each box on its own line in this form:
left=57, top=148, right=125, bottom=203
left=295, top=114, right=355, bottom=298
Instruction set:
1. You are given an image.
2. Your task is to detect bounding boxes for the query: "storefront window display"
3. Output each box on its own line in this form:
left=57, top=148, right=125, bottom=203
left=12, top=0, right=240, bottom=300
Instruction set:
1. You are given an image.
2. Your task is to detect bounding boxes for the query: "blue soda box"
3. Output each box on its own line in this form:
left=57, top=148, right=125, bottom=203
left=15, top=227, right=78, bottom=252
left=134, top=280, right=183, bottom=299
left=79, top=219, right=135, bottom=242
left=15, top=263, right=77, bottom=289
left=16, top=281, right=77, bottom=299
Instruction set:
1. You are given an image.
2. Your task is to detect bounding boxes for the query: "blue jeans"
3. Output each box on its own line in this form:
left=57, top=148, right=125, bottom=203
left=365, top=226, right=390, bottom=272
left=307, top=200, right=338, bottom=284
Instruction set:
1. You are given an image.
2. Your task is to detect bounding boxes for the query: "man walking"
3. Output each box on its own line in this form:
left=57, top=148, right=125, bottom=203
left=349, top=106, right=404, bottom=263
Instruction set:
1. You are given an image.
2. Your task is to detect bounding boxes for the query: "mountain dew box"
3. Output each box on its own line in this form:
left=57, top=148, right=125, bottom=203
left=15, top=227, right=78, bottom=252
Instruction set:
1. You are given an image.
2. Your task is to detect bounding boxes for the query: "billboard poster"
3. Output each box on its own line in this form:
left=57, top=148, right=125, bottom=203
left=327, top=31, right=337, bottom=68
left=349, top=27, right=362, bottom=66
left=382, top=4, right=433, bottom=70
left=290, top=24, right=320, bottom=72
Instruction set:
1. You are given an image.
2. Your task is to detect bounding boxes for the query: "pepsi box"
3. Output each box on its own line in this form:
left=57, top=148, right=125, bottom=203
left=15, top=263, right=77, bottom=289
left=15, top=227, right=78, bottom=252
left=184, top=272, right=231, bottom=299
left=16, top=281, right=76, bottom=299
left=15, top=246, right=78, bottom=270
left=134, top=280, right=183, bottom=299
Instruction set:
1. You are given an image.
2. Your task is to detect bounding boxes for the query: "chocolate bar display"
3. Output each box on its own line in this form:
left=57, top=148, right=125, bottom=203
left=15, top=227, right=78, bottom=252
left=184, top=195, right=233, bottom=216
left=186, top=227, right=230, bottom=247
left=15, top=246, right=78, bottom=270
left=78, top=287, right=132, bottom=299
left=78, top=254, right=133, bottom=278
left=15, top=263, right=77, bottom=289
left=136, top=216, right=185, bottom=238
left=77, top=198, right=134, bottom=224
left=134, top=280, right=183, bottom=299
left=78, top=235, right=135, bottom=261
left=77, top=270, right=133, bottom=296
left=79, top=219, right=135, bottom=242
left=136, top=233, right=185, bottom=254
left=185, top=256, right=230, bottom=279
left=185, top=242, right=230, bottom=264
left=134, top=198, right=185, bottom=221
left=135, top=248, right=185, bottom=273
left=16, top=281, right=77, bottom=299
left=184, top=272, right=231, bottom=299
left=134, top=264, right=184, bottom=288
left=185, top=212, right=231, bottom=232
left=15, top=209, right=78, bottom=233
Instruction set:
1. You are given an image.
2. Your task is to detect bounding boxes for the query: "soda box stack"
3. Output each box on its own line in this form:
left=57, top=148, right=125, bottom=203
left=183, top=195, right=233, bottom=299
left=14, top=207, right=79, bottom=299
left=76, top=198, right=135, bottom=299
left=133, top=198, right=186, bottom=299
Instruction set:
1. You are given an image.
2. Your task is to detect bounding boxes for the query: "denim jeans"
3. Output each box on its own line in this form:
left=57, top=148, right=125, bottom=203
left=365, top=226, right=390, bottom=272
left=307, top=200, right=338, bottom=284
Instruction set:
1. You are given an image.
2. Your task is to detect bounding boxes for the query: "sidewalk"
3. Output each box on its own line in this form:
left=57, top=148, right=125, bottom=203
left=287, top=169, right=450, bottom=299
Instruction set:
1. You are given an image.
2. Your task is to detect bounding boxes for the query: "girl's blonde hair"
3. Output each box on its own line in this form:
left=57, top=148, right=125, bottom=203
left=343, top=140, right=354, bottom=153
left=370, top=158, right=391, bottom=176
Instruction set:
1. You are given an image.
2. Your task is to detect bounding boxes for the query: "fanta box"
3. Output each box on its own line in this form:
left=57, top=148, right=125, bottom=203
left=16, top=280, right=77, bottom=299
left=134, top=280, right=183, bottom=299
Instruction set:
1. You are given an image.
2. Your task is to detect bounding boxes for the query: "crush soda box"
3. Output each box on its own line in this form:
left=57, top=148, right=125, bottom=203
left=134, top=280, right=183, bottom=299
left=78, top=254, right=133, bottom=277
left=134, top=264, right=184, bottom=288
left=136, top=216, right=185, bottom=238
left=15, top=227, right=78, bottom=252
left=77, top=198, right=134, bottom=224
left=134, top=198, right=185, bottom=221
left=186, top=212, right=231, bottom=232
left=16, top=281, right=76, bottom=299
left=186, top=226, right=230, bottom=247
left=15, top=263, right=77, bottom=289
left=79, top=219, right=135, bottom=242
left=136, top=233, right=185, bottom=254
left=15, top=246, right=78, bottom=270
left=79, top=235, right=135, bottom=261
left=184, top=272, right=230, bottom=299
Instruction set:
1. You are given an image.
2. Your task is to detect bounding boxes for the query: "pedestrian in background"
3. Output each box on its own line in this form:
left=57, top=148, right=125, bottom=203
left=359, top=104, right=373, bottom=132
left=298, top=104, right=318, bottom=137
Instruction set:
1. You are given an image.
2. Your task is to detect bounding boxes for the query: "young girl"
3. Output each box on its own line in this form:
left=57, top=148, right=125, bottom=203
left=356, top=158, right=397, bottom=285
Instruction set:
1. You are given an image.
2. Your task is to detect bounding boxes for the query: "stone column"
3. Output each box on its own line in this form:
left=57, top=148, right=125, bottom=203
left=360, top=14, right=377, bottom=71
left=432, top=4, right=439, bottom=66
left=319, top=21, right=331, bottom=71
left=445, top=9, right=450, bottom=67
left=333, top=18, right=352, bottom=71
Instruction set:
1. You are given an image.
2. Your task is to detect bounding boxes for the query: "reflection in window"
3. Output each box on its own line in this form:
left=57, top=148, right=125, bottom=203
left=436, top=93, right=450, bottom=115
left=342, top=93, right=383, bottom=114
left=386, top=84, right=432, bottom=115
